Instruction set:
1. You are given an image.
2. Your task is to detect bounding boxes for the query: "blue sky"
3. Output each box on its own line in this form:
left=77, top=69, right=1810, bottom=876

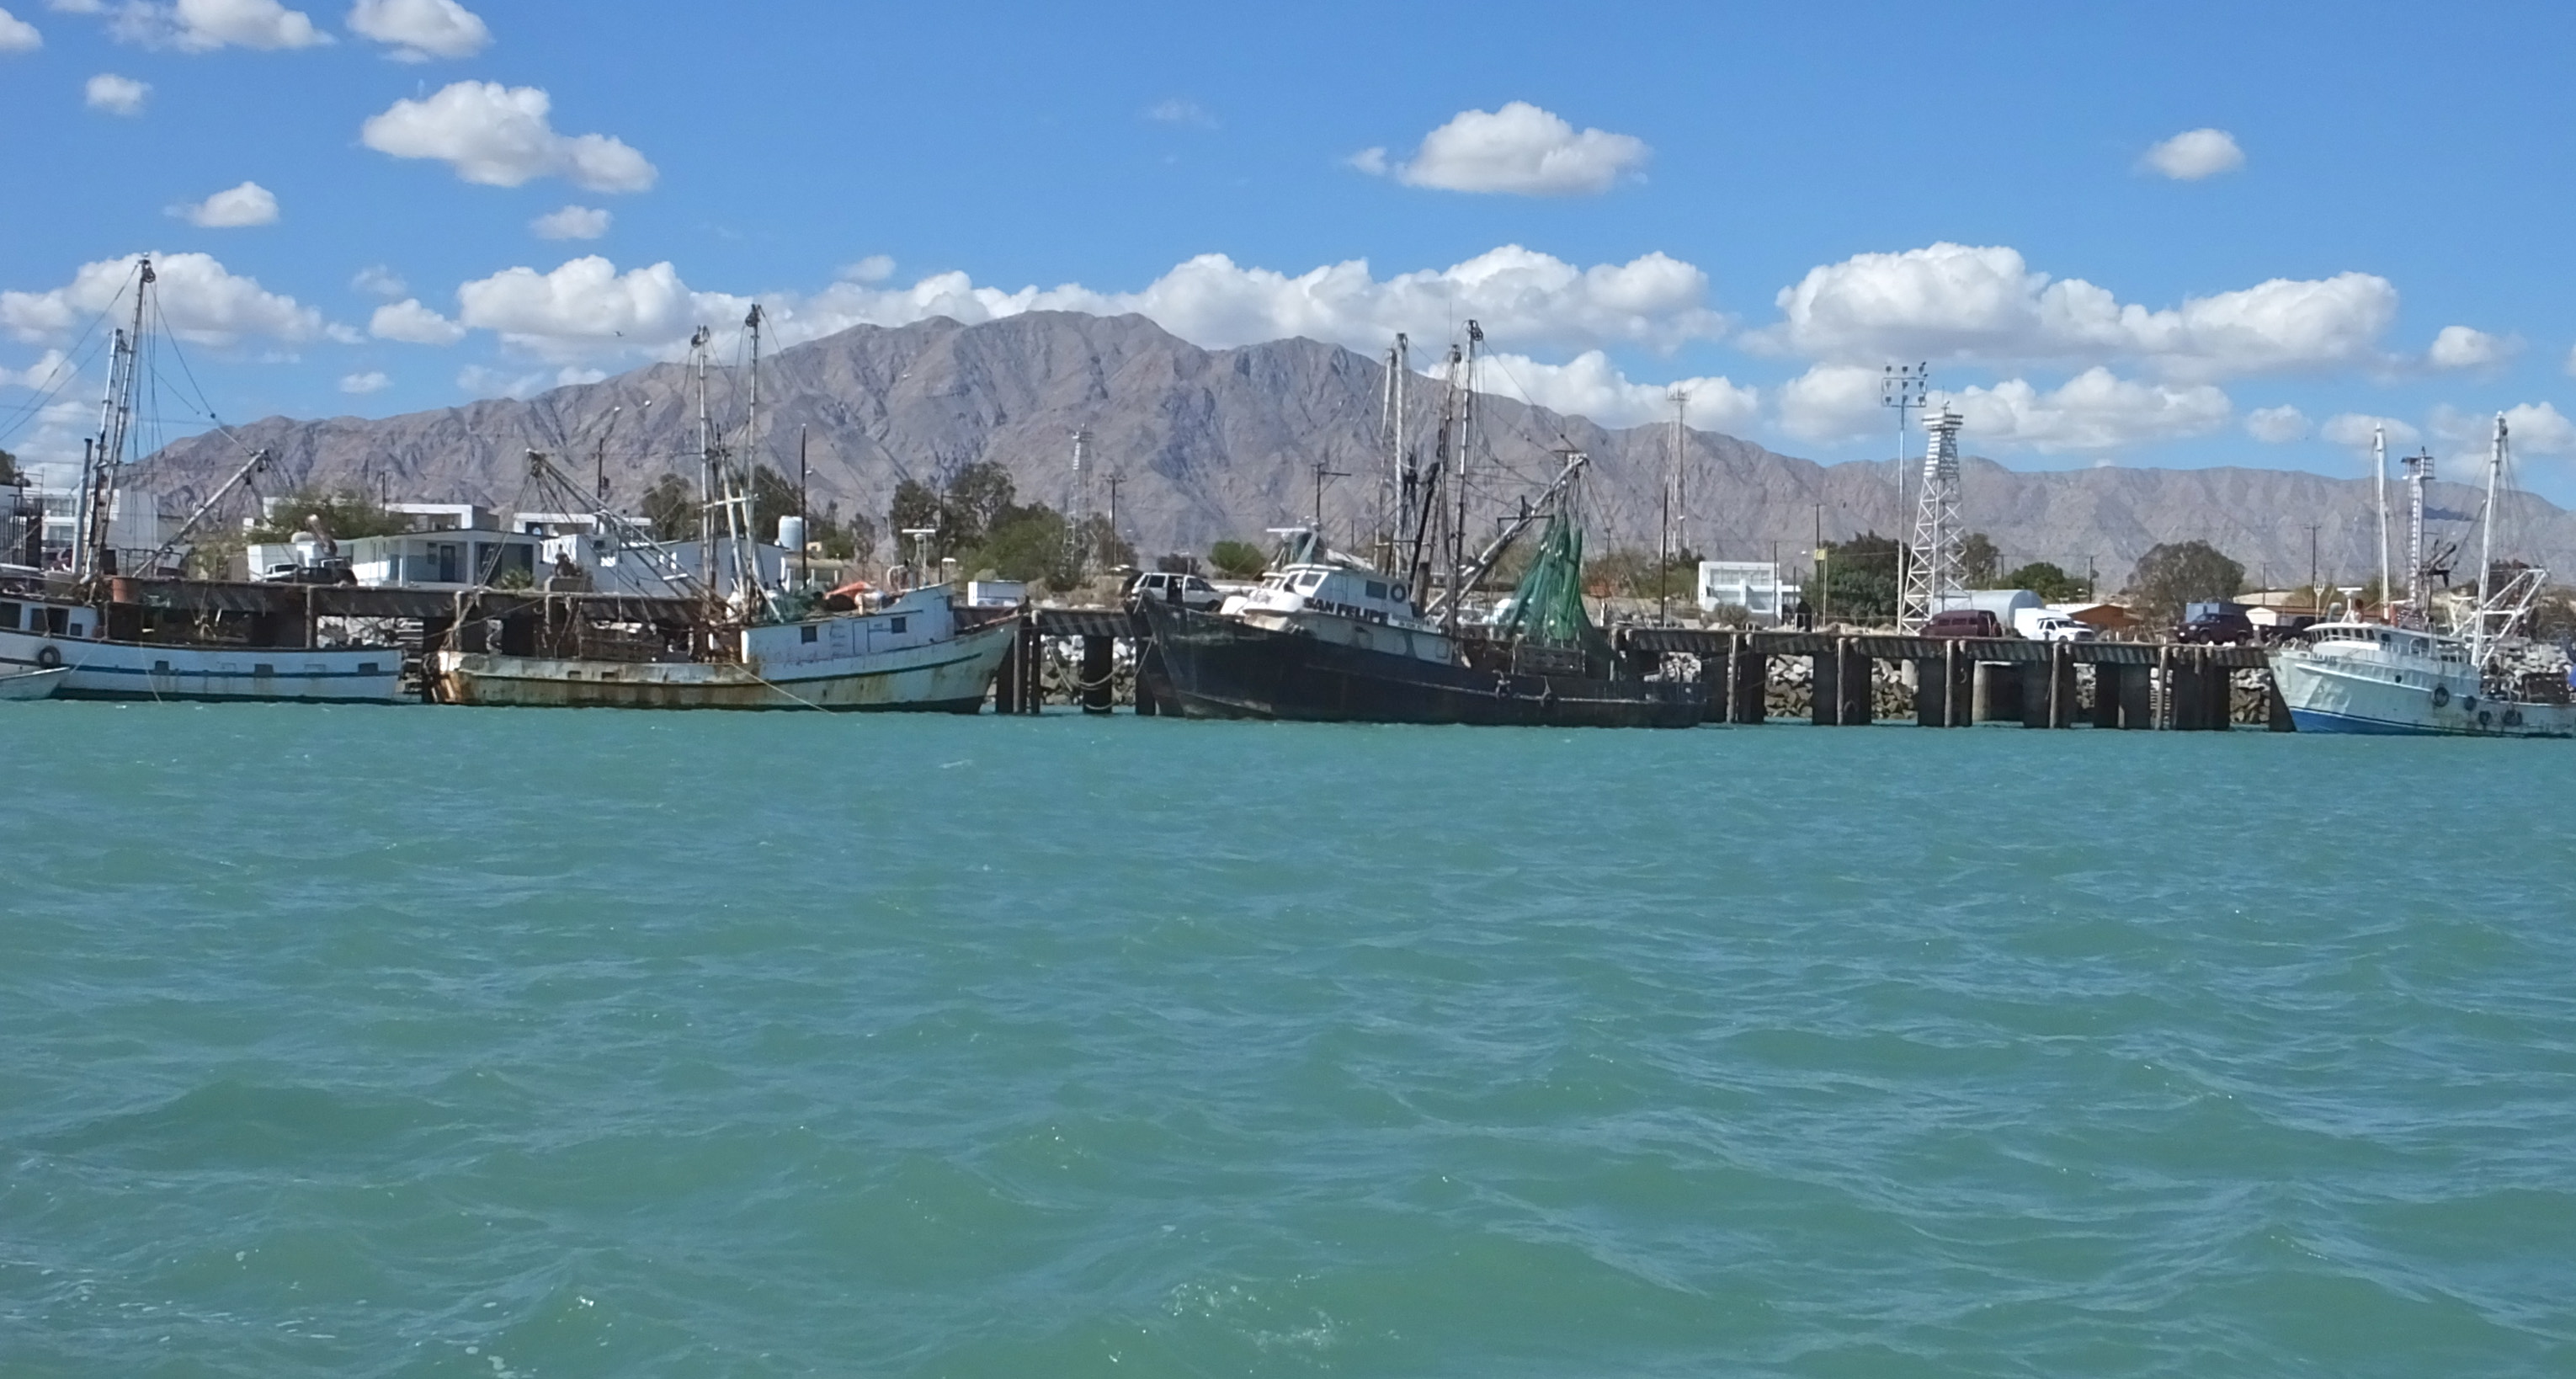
left=8, top=0, right=2576, bottom=501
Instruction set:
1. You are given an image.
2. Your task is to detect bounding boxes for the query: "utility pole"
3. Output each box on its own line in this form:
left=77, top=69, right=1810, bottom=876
left=2318, top=525, right=2339, bottom=618
left=1814, top=502, right=1828, bottom=624
left=1103, top=469, right=1125, bottom=571
left=1881, top=362, right=1928, bottom=610
left=1068, top=428, right=1093, bottom=579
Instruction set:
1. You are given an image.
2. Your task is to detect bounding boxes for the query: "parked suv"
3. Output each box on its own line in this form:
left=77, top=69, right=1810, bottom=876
left=1923, top=609, right=2004, bottom=638
left=2176, top=609, right=2254, bottom=645
left=1128, top=571, right=1223, bottom=610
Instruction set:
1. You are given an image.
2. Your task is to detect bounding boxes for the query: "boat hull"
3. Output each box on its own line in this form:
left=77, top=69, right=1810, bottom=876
left=0, top=630, right=404, bottom=703
left=1142, top=601, right=1703, bottom=727
left=432, top=616, right=1017, bottom=711
left=0, top=666, right=67, bottom=700
left=2271, top=650, right=2576, bottom=737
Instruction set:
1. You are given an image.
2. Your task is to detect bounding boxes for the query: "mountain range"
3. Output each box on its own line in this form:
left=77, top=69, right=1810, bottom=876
left=135, top=311, right=2576, bottom=592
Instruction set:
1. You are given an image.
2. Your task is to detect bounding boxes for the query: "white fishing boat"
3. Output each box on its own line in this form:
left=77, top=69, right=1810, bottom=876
left=0, top=257, right=404, bottom=705
left=0, top=665, right=67, bottom=700
left=428, top=306, right=1019, bottom=711
left=2270, top=416, right=2574, bottom=737
left=434, top=585, right=1014, bottom=711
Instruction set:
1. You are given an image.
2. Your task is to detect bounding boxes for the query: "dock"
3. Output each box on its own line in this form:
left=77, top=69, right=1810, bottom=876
left=1007, top=608, right=2286, bottom=730
left=86, top=580, right=2291, bottom=727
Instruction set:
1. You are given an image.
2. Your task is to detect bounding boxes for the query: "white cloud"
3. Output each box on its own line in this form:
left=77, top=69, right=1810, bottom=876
left=368, top=297, right=465, bottom=344
left=1, top=349, right=74, bottom=390
left=1144, top=98, right=1213, bottom=128
left=338, top=369, right=389, bottom=394
left=2425, top=325, right=2517, bottom=370
left=324, top=321, right=362, bottom=343
left=1948, top=369, right=2233, bottom=453
left=346, top=0, right=487, bottom=60
left=1774, top=365, right=1888, bottom=443
left=1477, top=350, right=1757, bottom=431
left=2245, top=404, right=2309, bottom=443
left=838, top=254, right=894, bottom=284
left=112, top=0, right=332, bottom=51
left=0, top=8, right=41, bottom=51
left=350, top=264, right=405, bottom=297
left=443, top=364, right=599, bottom=401
left=442, top=245, right=1727, bottom=364
left=2321, top=413, right=2420, bottom=451
left=2429, top=402, right=2576, bottom=460
left=1, top=251, right=319, bottom=345
left=1777, top=363, right=2231, bottom=452
left=2142, top=128, right=2244, bottom=180
left=455, top=256, right=694, bottom=358
left=84, top=72, right=149, bottom=114
left=173, top=179, right=279, bottom=227
left=1363, top=102, right=1649, bottom=196
left=530, top=204, right=609, bottom=240
left=1761, top=242, right=2396, bottom=381
left=360, top=81, right=656, bottom=191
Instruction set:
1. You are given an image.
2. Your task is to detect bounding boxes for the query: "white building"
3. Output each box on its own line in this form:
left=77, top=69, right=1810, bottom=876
left=1697, top=561, right=1800, bottom=623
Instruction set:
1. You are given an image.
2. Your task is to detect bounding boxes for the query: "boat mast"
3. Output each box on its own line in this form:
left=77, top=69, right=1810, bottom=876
left=2476, top=413, right=2504, bottom=664
left=2406, top=449, right=2430, bottom=621
left=1412, top=341, right=1463, bottom=609
left=693, top=324, right=715, bottom=623
left=76, top=257, right=153, bottom=583
left=737, top=303, right=764, bottom=601
left=1445, top=321, right=1481, bottom=635
left=2372, top=423, right=2390, bottom=622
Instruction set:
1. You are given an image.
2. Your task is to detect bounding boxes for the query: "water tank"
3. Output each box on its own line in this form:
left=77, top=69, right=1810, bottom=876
left=776, top=515, right=807, bottom=553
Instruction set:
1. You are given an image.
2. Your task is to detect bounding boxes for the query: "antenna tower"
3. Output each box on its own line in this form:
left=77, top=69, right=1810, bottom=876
left=1897, top=404, right=1966, bottom=631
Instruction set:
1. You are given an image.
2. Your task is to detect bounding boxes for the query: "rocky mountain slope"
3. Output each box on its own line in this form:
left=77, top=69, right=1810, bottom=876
left=136, top=311, right=2576, bottom=590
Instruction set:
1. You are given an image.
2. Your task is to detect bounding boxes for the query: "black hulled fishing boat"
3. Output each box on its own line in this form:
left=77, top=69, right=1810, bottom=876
left=1141, top=322, right=1703, bottom=728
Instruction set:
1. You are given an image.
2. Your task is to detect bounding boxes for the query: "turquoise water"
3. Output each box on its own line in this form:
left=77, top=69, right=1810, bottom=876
left=3, top=705, right=2573, bottom=1378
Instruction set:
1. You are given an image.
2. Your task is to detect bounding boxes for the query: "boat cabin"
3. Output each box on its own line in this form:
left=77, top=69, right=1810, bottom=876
left=1238, top=565, right=1418, bottom=626
left=2298, top=622, right=2468, bottom=666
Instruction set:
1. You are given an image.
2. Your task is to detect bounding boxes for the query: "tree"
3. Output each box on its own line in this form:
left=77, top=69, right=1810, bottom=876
left=641, top=474, right=696, bottom=542
left=0, top=448, right=19, bottom=486
left=1209, top=539, right=1267, bottom=578
left=247, top=486, right=410, bottom=542
left=2126, top=540, right=2243, bottom=622
left=940, top=461, right=1019, bottom=553
left=1962, top=532, right=2002, bottom=588
left=1583, top=546, right=1698, bottom=601
left=887, top=477, right=941, bottom=558
left=1819, top=531, right=1901, bottom=623
left=1069, top=513, right=1134, bottom=575
left=2000, top=560, right=2087, bottom=603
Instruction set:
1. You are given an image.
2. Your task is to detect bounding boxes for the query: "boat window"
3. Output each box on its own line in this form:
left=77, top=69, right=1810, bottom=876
left=0, top=602, right=15, bottom=630
left=801, top=625, right=818, bottom=643
left=1261, top=575, right=1285, bottom=589
left=1292, top=572, right=1325, bottom=593
left=1365, top=580, right=1387, bottom=600
left=890, top=616, right=907, bottom=633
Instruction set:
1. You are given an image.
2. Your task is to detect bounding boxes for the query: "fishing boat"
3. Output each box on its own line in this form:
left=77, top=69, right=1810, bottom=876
left=2270, top=416, right=2575, bottom=736
left=428, top=306, right=1019, bottom=711
left=0, top=257, right=403, bottom=704
left=1142, top=322, right=1704, bottom=727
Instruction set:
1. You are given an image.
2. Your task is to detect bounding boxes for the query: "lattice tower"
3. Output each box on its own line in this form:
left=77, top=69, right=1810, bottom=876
left=1897, top=405, right=1966, bottom=631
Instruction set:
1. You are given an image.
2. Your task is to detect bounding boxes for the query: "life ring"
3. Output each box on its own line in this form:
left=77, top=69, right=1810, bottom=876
left=35, top=644, right=62, bottom=668
left=2431, top=684, right=2450, bottom=707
